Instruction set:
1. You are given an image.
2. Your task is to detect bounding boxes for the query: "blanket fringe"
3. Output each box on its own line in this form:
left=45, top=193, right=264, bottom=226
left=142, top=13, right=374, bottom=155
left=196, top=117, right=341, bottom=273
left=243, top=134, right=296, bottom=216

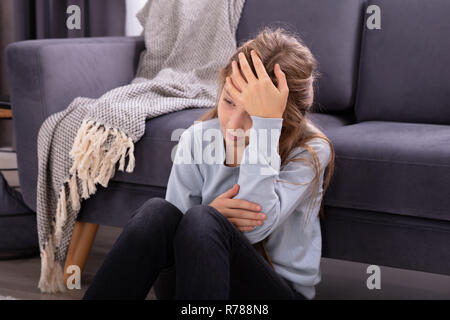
left=38, top=119, right=136, bottom=293
left=38, top=235, right=67, bottom=293
left=54, top=184, right=67, bottom=246
left=69, top=119, right=135, bottom=194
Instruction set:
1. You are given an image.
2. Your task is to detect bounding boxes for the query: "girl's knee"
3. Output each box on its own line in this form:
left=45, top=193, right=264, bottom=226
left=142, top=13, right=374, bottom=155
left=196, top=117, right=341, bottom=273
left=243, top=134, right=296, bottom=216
left=128, top=197, right=182, bottom=231
left=180, top=205, right=217, bottom=229
left=174, top=205, right=231, bottom=244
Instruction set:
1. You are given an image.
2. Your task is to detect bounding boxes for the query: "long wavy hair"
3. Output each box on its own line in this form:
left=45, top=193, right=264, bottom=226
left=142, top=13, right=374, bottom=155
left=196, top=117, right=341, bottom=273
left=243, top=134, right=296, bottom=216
left=197, top=26, right=335, bottom=226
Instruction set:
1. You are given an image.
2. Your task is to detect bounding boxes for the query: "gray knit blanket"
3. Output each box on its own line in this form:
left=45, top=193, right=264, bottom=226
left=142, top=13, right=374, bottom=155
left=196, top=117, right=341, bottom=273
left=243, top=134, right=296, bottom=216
left=36, top=0, right=246, bottom=293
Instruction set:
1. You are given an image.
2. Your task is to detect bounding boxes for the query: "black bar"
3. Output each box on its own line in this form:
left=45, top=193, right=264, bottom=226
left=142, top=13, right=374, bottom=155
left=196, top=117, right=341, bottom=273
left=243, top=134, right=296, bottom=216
left=47, top=0, right=53, bottom=38
left=85, top=0, right=91, bottom=37
left=29, top=0, right=36, bottom=39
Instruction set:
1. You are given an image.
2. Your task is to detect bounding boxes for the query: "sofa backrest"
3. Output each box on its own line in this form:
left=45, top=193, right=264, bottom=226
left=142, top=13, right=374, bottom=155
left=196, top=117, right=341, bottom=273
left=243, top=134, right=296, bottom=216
left=236, top=0, right=367, bottom=113
left=355, top=0, right=450, bottom=124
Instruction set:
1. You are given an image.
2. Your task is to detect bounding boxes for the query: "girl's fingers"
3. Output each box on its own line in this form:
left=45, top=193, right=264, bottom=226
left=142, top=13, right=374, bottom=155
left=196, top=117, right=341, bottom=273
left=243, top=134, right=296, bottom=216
left=238, top=52, right=257, bottom=83
left=238, top=226, right=256, bottom=232
left=275, top=63, right=289, bottom=95
left=225, top=76, right=241, bottom=103
left=250, top=50, right=270, bottom=81
left=225, top=198, right=262, bottom=212
left=231, top=60, right=247, bottom=91
left=222, top=207, right=266, bottom=221
left=228, top=217, right=263, bottom=228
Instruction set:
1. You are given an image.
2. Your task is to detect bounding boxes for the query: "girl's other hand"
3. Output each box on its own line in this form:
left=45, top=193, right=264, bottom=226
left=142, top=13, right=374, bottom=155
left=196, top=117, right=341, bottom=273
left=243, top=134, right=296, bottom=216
left=209, top=184, right=266, bottom=232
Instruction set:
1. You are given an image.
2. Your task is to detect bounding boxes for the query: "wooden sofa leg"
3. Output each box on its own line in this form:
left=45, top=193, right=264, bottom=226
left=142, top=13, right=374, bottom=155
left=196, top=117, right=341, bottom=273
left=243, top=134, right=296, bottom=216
left=63, top=221, right=99, bottom=286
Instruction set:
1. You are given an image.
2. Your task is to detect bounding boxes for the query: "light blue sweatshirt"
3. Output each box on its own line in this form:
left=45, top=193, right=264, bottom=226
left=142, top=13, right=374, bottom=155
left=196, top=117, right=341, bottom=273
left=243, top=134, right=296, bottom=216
left=165, top=115, right=332, bottom=299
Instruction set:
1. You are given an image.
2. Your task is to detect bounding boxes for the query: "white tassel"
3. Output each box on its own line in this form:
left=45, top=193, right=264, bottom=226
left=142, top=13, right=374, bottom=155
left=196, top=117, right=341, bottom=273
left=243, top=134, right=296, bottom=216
left=91, top=154, right=102, bottom=181
left=126, top=138, right=135, bottom=172
left=87, top=175, right=97, bottom=195
left=117, top=131, right=128, bottom=171
left=81, top=176, right=89, bottom=199
left=69, top=173, right=80, bottom=211
left=38, top=235, right=67, bottom=293
left=70, top=119, right=89, bottom=159
left=54, top=184, right=67, bottom=246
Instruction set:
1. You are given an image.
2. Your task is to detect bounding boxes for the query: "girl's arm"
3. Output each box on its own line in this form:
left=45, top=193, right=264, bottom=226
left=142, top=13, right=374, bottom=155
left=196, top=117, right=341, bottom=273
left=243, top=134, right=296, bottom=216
left=165, top=129, right=203, bottom=214
left=232, top=115, right=331, bottom=245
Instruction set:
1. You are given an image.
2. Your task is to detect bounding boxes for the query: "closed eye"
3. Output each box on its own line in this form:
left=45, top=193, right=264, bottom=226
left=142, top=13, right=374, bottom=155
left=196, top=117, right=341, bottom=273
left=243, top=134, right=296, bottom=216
left=224, top=98, right=234, bottom=105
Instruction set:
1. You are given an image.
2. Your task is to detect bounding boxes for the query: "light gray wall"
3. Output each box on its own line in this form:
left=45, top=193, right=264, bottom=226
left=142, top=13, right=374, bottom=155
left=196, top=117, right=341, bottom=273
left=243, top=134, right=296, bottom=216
left=125, top=0, right=146, bottom=36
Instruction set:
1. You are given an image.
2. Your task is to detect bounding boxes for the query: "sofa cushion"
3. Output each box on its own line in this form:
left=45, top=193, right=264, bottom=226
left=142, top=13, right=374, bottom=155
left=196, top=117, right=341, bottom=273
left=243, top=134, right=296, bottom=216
left=324, top=121, right=450, bottom=222
left=236, top=0, right=366, bottom=113
left=308, top=111, right=356, bottom=134
left=355, top=0, right=450, bottom=124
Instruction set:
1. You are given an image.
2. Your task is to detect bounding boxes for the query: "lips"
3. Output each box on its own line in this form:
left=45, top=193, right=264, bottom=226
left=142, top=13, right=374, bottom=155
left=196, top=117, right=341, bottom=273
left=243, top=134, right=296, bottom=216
left=225, top=130, right=245, bottom=141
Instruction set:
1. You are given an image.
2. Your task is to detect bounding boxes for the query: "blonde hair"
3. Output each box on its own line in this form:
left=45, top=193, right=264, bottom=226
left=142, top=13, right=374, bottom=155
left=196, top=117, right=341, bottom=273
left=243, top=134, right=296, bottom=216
left=198, top=26, right=335, bottom=226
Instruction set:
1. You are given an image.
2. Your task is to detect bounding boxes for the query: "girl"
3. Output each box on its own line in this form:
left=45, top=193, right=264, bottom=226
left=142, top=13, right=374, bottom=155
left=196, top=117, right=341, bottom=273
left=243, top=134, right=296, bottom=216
left=83, top=27, right=335, bottom=300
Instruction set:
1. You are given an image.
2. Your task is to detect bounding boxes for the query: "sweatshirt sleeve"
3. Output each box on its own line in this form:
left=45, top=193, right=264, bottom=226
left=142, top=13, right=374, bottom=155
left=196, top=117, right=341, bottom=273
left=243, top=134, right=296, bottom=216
left=165, top=129, right=203, bottom=214
left=232, top=115, right=332, bottom=245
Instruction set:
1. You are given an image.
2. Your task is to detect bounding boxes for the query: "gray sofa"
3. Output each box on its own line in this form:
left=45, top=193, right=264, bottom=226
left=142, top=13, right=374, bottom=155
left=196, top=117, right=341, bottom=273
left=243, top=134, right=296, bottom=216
left=6, top=0, right=450, bottom=299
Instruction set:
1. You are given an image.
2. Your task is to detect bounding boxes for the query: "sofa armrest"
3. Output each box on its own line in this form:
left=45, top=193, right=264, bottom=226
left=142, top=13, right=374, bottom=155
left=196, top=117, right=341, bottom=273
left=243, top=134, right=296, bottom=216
left=5, top=36, right=145, bottom=210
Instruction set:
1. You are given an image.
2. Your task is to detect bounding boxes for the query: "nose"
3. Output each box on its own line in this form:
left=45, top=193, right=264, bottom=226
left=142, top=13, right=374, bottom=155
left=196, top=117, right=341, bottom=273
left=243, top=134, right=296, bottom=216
left=227, top=112, right=247, bottom=134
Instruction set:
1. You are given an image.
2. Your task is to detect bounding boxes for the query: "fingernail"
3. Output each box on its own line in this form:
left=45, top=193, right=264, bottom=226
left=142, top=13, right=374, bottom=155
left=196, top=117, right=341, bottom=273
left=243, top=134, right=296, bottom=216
left=260, top=213, right=266, bottom=219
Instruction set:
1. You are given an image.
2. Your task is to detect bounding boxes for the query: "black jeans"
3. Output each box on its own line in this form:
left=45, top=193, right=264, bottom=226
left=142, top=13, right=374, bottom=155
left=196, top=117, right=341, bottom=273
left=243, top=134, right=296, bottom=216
left=83, top=197, right=306, bottom=300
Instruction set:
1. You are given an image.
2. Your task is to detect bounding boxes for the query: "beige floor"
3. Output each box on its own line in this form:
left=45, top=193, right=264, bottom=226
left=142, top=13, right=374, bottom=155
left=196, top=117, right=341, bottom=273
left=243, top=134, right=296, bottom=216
left=1, top=149, right=450, bottom=300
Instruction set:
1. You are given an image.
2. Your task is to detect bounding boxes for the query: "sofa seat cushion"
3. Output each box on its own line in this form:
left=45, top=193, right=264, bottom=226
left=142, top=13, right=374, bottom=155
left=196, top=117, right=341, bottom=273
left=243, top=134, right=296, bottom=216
left=324, top=121, right=450, bottom=221
left=308, top=111, right=356, bottom=133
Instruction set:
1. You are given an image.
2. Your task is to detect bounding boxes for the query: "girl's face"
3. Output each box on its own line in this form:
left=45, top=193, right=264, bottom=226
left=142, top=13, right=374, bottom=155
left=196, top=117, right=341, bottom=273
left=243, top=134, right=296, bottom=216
left=217, top=86, right=251, bottom=151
